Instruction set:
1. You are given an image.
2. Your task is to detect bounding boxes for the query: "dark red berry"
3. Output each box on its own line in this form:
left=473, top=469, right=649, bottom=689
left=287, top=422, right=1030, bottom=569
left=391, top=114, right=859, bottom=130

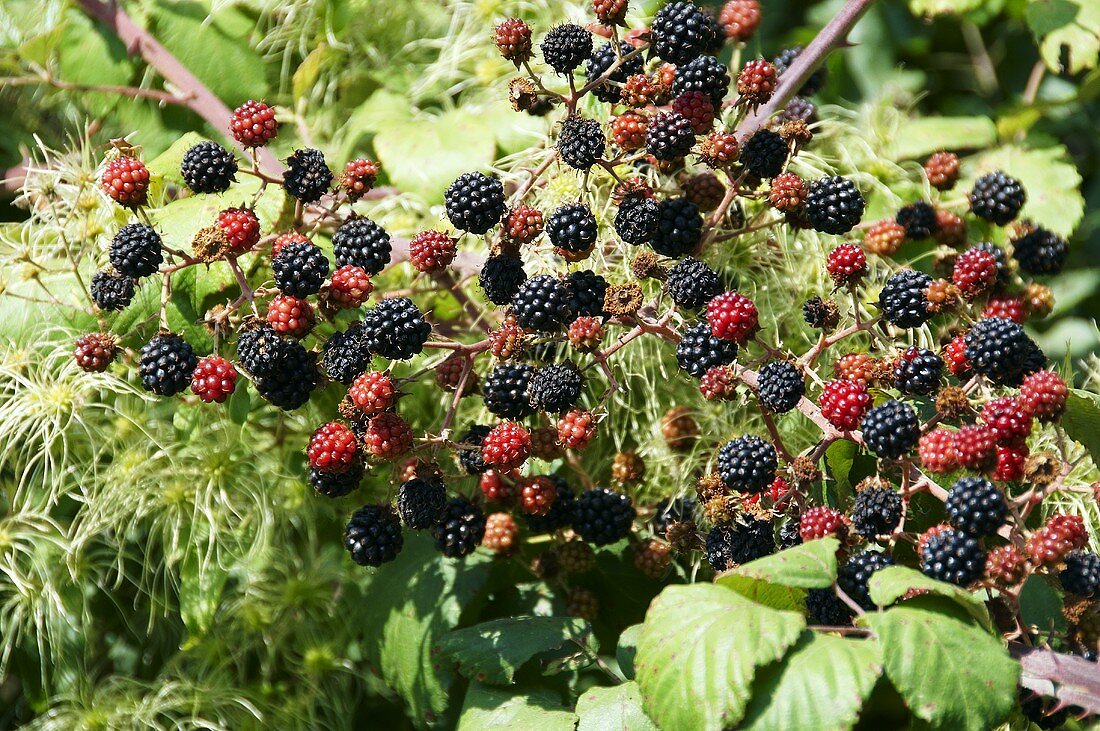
left=266, top=295, right=315, bottom=338
left=308, top=422, right=359, bottom=473
left=100, top=156, right=149, bottom=207
left=190, top=355, right=238, bottom=403
left=230, top=100, right=278, bottom=147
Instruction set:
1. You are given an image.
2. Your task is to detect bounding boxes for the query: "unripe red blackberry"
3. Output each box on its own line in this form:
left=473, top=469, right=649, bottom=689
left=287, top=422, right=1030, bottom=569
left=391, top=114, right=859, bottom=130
left=529, top=426, right=564, bottom=462
left=800, top=506, right=848, bottom=542
left=328, top=264, right=373, bottom=309
left=862, top=219, right=906, bottom=257
left=672, top=91, right=716, bottom=134
left=488, top=318, right=526, bottom=359
left=980, top=396, right=1032, bottom=446
left=216, top=207, right=261, bottom=254
left=706, top=291, right=758, bottom=343
left=362, top=412, right=413, bottom=461
left=100, top=155, right=149, bottom=208
left=819, top=379, right=871, bottom=431
left=736, top=58, right=776, bottom=104
left=826, top=244, right=868, bottom=286
left=266, top=295, right=314, bottom=338
left=408, top=230, right=457, bottom=273
left=932, top=210, right=967, bottom=247
left=483, top=513, right=520, bottom=556
left=566, top=587, right=599, bottom=621
left=924, top=151, right=959, bottom=190
left=74, top=332, right=117, bottom=373
left=348, top=371, right=397, bottom=416
left=558, top=409, right=597, bottom=450
left=502, top=205, right=544, bottom=247
left=969, top=170, right=1026, bottom=225
left=994, top=444, right=1027, bottom=482
left=568, top=316, right=604, bottom=351
left=519, top=475, right=558, bottom=516
left=230, top=100, right=278, bottom=147
left=833, top=352, right=876, bottom=386
left=953, top=424, right=997, bottom=471
left=697, top=130, right=739, bottom=168
left=308, top=422, right=359, bottom=474
left=985, top=544, right=1026, bottom=585
left=1019, top=370, right=1068, bottom=422
left=719, top=0, right=761, bottom=41
left=983, top=295, right=1027, bottom=323
left=941, top=335, right=970, bottom=378
left=480, top=469, right=516, bottom=504
left=768, top=173, right=806, bottom=213
left=1027, top=514, right=1087, bottom=565
left=482, top=421, right=530, bottom=470
left=434, top=352, right=476, bottom=395
left=593, top=0, right=629, bottom=25
left=495, top=18, right=533, bottom=65
left=619, top=74, right=658, bottom=107
left=918, top=428, right=959, bottom=474
left=679, top=173, right=723, bottom=213
left=700, top=366, right=738, bottom=401
left=952, top=247, right=998, bottom=300
left=339, top=158, right=380, bottom=201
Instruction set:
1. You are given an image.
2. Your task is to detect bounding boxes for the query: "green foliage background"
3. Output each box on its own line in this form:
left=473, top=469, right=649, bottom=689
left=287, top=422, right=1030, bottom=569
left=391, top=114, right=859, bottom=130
left=0, top=0, right=1098, bottom=728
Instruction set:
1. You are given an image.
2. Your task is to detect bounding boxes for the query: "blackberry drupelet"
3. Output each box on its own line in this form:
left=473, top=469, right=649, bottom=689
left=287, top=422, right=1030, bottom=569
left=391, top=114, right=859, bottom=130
left=332, top=217, right=391, bottom=274
left=541, top=23, right=592, bottom=74
left=650, top=1, right=715, bottom=65
left=646, top=112, right=696, bottom=161
left=512, top=274, right=575, bottom=331
left=666, top=257, right=722, bottom=310
left=431, top=497, right=487, bottom=558
left=1060, top=551, right=1100, bottom=597
left=772, top=46, right=826, bottom=96
left=740, top=129, right=788, bottom=178
left=806, top=588, right=852, bottom=625
left=237, top=324, right=291, bottom=377
left=572, top=488, right=636, bottom=545
left=861, top=400, right=920, bottom=459
left=585, top=41, right=643, bottom=103
left=445, top=172, right=506, bottom=234
left=527, top=362, right=584, bottom=413
left=320, top=321, right=373, bottom=384
left=110, top=220, right=162, bottom=278
left=251, top=337, right=319, bottom=410
left=756, top=360, right=804, bottom=413
left=878, top=269, right=934, bottom=328
left=90, top=270, right=135, bottom=311
left=895, top=201, right=937, bottom=240
left=894, top=346, right=944, bottom=396
left=779, top=519, right=803, bottom=549
left=483, top=363, right=536, bottom=418
left=283, top=148, right=333, bottom=203
left=397, top=477, right=448, bottom=529
left=180, top=141, right=238, bottom=194
left=566, top=269, right=608, bottom=318
left=309, top=465, right=363, bottom=498
left=615, top=195, right=659, bottom=245
left=344, top=505, right=404, bottom=567
left=526, top=477, right=576, bottom=533
left=364, top=297, right=432, bottom=360
left=964, top=317, right=1033, bottom=385
left=457, top=425, right=493, bottom=475
left=804, top=176, right=865, bottom=234
left=651, top=197, right=703, bottom=257
left=676, top=321, right=738, bottom=377
left=479, top=254, right=527, bottom=305
left=945, top=477, right=1007, bottom=536
left=672, top=55, right=730, bottom=106
left=838, top=550, right=894, bottom=609
left=969, top=171, right=1026, bottom=225
left=851, top=486, right=902, bottom=537
left=921, top=527, right=985, bottom=586
left=546, top=203, right=598, bottom=253
left=140, top=333, right=197, bottom=396
left=1013, top=226, right=1068, bottom=275
left=717, top=435, right=778, bottom=493
left=272, top=241, right=329, bottom=297
left=705, top=519, right=775, bottom=570
left=557, top=116, right=605, bottom=171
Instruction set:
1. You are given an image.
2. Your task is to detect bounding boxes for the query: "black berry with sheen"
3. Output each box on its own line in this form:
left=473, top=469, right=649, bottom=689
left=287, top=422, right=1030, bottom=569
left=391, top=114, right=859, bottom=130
left=332, top=217, right=391, bottom=274
left=651, top=197, right=703, bottom=258
left=740, top=129, right=788, bottom=178
left=272, top=241, right=329, bottom=297
left=140, top=333, right=198, bottom=397
left=650, top=1, right=715, bottom=65
left=557, top=116, right=605, bottom=171
left=364, top=297, right=432, bottom=360
left=445, top=172, right=506, bottom=234
left=479, top=255, right=527, bottom=305
left=921, top=527, right=985, bottom=586
left=804, top=176, right=865, bottom=235
left=547, top=203, right=598, bottom=253
left=676, top=321, right=738, bottom=377
left=180, top=141, right=238, bottom=194
left=431, top=497, right=487, bottom=558
left=90, top=270, right=135, bottom=311
left=109, top=223, right=163, bottom=278
left=969, top=171, right=1025, bottom=225
left=397, top=478, right=447, bottom=529
left=717, top=435, right=778, bottom=493
left=666, top=257, right=722, bottom=310
left=344, top=504, right=404, bottom=567
left=566, top=270, right=609, bottom=318
left=945, top=477, right=1007, bottom=537
left=861, top=400, right=920, bottom=459
left=756, top=360, right=804, bottom=413
left=586, top=41, right=643, bottom=103
left=705, top=519, right=775, bottom=570
left=512, top=274, right=574, bottom=331
left=615, top=196, right=659, bottom=245
left=851, top=487, right=903, bottom=537
left=283, top=148, right=333, bottom=203
left=878, top=269, right=933, bottom=328
left=838, top=550, right=894, bottom=609
left=572, top=488, right=636, bottom=545
left=484, top=363, right=536, bottom=418
left=527, top=362, right=584, bottom=413
left=540, top=23, right=592, bottom=74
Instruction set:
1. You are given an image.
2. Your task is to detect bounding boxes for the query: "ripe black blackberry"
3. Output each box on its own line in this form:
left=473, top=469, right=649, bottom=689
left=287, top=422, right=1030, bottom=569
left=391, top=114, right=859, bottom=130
left=756, top=360, right=804, bottom=413
left=969, top=171, right=1026, bottom=225
left=894, top=347, right=944, bottom=396
left=332, top=217, right=391, bottom=274
left=778, top=519, right=802, bottom=549
left=838, top=550, right=894, bottom=609
left=1060, top=551, right=1100, bottom=597
left=878, top=269, right=934, bottom=328
left=90, top=269, right=135, bottom=311
left=431, top=496, right=487, bottom=558
left=253, top=339, right=319, bottom=409
left=772, top=46, right=826, bottom=96
left=283, top=148, right=333, bottom=203
left=527, top=362, right=584, bottom=413
left=861, top=400, right=920, bottom=459
left=717, top=435, right=778, bottom=493
left=650, top=1, right=715, bottom=65
left=344, top=504, right=404, bottom=567
left=806, top=588, right=852, bottom=626
left=804, top=176, right=865, bottom=235
left=946, top=477, right=1007, bottom=537
left=180, top=141, right=238, bottom=194
left=964, top=317, right=1033, bottom=385
left=585, top=41, right=643, bottom=103
left=557, top=116, right=605, bottom=171
left=566, top=269, right=608, bottom=318
left=851, top=486, right=902, bottom=537
left=615, top=196, right=659, bottom=245
left=237, top=323, right=290, bottom=377
left=780, top=96, right=817, bottom=124
left=705, top=519, right=775, bottom=570
left=364, top=297, right=432, bottom=360
left=740, top=129, right=788, bottom=178
left=672, top=55, right=730, bottom=106
left=802, top=295, right=839, bottom=330
left=572, top=488, right=636, bottom=545
left=921, top=527, right=985, bottom=586
left=666, top=257, right=722, bottom=310
left=310, top=465, right=363, bottom=498
left=445, top=172, right=506, bottom=234
left=646, top=112, right=696, bottom=162
left=1013, top=226, right=1069, bottom=276
left=526, top=477, right=576, bottom=532
left=511, top=274, right=575, bottom=331
left=651, top=197, right=703, bottom=258
left=653, top=496, right=698, bottom=536
left=458, top=425, right=492, bottom=475
left=546, top=203, right=597, bottom=253
left=397, top=477, right=448, bottom=529
left=139, top=332, right=197, bottom=396
left=272, top=241, right=329, bottom=297
left=479, top=254, right=527, bottom=305
left=540, top=23, right=592, bottom=74
left=320, top=321, right=373, bottom=384
left=109, top=223, right=163, bottom=279
left=895, top=201, right=937, bottom=240
left=676, top=321, right=738, bottom=377
left=483, top=363, right=536, bottom=418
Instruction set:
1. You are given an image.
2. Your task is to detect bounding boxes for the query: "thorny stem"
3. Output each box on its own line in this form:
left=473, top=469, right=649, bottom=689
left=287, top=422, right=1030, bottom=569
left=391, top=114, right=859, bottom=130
left=0, top=74, right=191, bottom=106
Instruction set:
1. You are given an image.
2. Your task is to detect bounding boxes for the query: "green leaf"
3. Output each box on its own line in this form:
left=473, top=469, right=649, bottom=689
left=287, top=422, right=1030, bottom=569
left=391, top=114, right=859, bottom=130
left=907, top=0, right=985, bottom=16
left=617, top=624, right=642, bottom=680
left=228, top=382, right=251, bottom=425
left=363, top=535, right=494, bottom=727
left=863, top=596, right=1019, bottom=731
left=1026, top=0, right=1100, bottom=74
left=178, top=550, right=228, bottom=639
left=964, top=145, right=1084, bottom=237
left=739, top=632, right=882, bottom=731
left=1062, top=389, right=1100, bottom=466
left=57, top=12, right=133, bottom=89
left=868, top=565, right=991, bottom=628
left=713, top=575, right=806, bottom=612
left=892, top=116, right=997, bottom=160
left=456, top=683, right=575, bottom=731
left=635, top=584, right=805, bottom=730
left=1018, top=575, right=1068, bottom=634
left=294, top=45, right=332, bottom=103
left=576, top=682, right=658, bottom=731
left=723, top=538, right=840, bottom=589
left=439, top=616, right=597, bottom=685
